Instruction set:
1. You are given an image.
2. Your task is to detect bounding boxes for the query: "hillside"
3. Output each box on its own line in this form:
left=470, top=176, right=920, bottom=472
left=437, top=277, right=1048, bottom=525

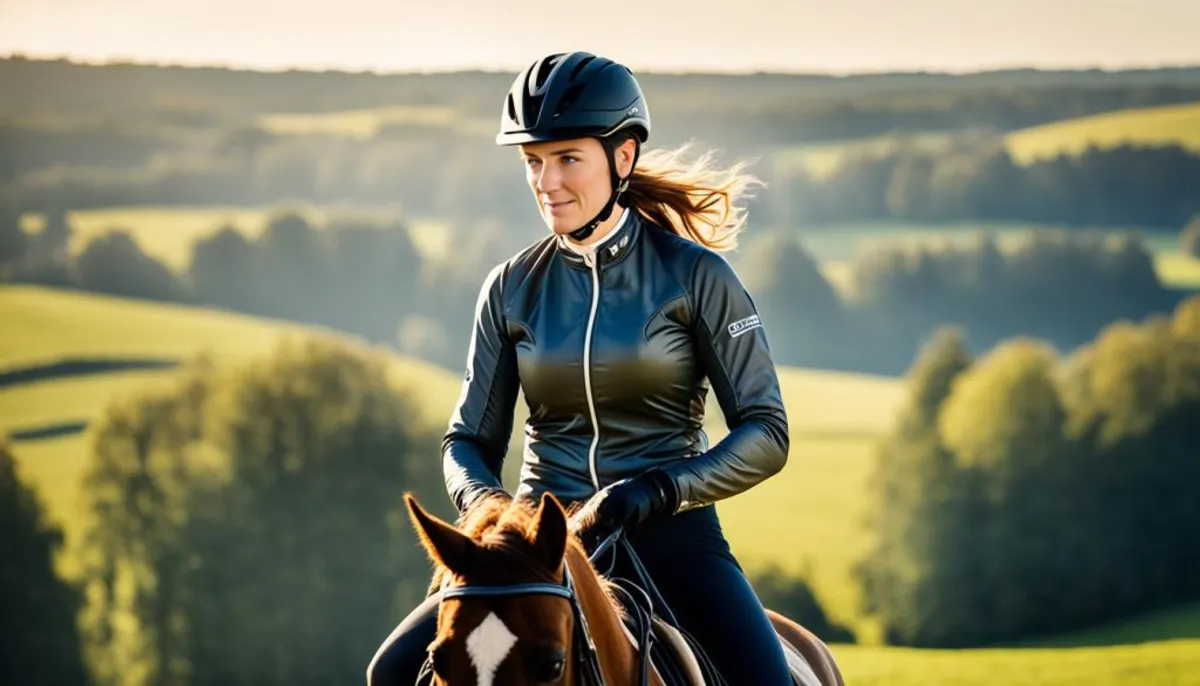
left=2, top=284, right=905, bottom=630
left=9, top=284, right=1200, bottom=683
left=1005, top=100, right=1200, bottom=164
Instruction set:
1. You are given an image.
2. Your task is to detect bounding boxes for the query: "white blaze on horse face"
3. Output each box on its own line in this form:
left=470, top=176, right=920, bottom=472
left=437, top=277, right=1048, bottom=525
left=465, top=611, right=517, bottom=686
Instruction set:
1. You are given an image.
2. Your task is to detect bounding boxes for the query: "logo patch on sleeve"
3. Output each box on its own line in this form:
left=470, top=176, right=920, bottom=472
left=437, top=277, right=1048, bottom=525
left=727, top=314, right=762, bottom=338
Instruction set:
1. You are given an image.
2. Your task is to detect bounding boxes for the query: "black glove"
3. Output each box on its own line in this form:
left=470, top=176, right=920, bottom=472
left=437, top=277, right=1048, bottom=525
left=572, top=470, right=678, bottom=554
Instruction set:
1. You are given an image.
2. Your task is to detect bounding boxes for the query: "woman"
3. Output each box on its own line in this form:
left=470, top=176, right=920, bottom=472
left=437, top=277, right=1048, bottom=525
left=368, top=50, right=793, bottom=685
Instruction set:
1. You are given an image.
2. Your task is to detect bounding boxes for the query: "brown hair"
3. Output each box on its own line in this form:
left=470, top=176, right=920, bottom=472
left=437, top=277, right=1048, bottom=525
left=621, top=139, right=763, bottom=252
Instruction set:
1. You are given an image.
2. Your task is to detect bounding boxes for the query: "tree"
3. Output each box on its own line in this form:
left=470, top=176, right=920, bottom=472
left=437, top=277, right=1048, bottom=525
left=73, top=229, right=186, bottom=302
left=0, top=442, right=89, bottom=686
left=748, top=564, right=855, bottom=644
left=0, top=196, right=28, bottom=279
left=188, top=223, right=262, bottom=313
left=855, top=327, right=982, bottom=646
left=735, top=232, right=846, bottom=368
left=79, top=339, right=448, bottom=685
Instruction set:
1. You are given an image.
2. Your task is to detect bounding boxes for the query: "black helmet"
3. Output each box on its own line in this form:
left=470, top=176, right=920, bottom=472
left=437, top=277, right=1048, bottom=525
left=497, top=52, right=651, bottom=241
left=496, top=51, right=651, bottom=147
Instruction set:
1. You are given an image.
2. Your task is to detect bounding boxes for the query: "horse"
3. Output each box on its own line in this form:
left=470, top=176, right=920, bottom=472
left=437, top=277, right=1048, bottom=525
left=404, top=491, right=845, bottom=686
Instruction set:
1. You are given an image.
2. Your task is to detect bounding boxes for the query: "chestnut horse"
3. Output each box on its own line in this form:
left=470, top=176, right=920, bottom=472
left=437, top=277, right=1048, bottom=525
left=405, top=492, right=844, bottom=686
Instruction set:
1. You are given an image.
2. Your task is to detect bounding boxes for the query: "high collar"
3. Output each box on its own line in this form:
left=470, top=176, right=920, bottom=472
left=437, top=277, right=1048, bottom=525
left=555, top=209, right=642, bottom=270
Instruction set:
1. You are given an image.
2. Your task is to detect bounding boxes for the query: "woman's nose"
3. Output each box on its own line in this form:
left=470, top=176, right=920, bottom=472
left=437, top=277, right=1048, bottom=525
left=536, top=164, right=560, bottom=192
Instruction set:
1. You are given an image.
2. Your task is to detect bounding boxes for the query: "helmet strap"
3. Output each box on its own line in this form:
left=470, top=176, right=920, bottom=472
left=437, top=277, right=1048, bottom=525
left=567, top=135, right=640, bottom=242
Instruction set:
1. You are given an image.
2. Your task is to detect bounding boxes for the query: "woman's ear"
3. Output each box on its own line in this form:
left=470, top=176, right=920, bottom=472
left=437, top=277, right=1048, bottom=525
left=614, top=137, right=638, bottom=178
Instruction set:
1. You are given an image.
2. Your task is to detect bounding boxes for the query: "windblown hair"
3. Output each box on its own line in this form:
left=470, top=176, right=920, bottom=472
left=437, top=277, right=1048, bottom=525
left=621, top=138, right=764, bottom=252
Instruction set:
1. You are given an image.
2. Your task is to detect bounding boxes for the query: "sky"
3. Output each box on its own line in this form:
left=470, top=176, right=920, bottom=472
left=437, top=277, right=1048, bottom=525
left=2, top=0, right=1199, bottom=75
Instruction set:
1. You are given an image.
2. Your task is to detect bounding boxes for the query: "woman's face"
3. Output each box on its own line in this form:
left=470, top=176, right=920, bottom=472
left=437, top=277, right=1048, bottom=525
left=519, top=136, right=635, bottom=239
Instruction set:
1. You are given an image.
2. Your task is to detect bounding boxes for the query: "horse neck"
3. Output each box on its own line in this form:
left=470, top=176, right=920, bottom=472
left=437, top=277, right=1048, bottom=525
left=564, top=544, right=658, bottom=686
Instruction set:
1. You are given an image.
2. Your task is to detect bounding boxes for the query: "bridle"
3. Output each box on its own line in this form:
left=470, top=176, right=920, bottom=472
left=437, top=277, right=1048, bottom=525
left=434, top=529, right=656, bottom=686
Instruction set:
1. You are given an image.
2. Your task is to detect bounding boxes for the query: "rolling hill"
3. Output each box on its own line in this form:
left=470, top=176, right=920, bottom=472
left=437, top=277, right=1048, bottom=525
left=1, top=283, right=903, bottom=631
left=1005, top=100, right=1200, bottom=164
left=7, top=284, right=1200, bottom=682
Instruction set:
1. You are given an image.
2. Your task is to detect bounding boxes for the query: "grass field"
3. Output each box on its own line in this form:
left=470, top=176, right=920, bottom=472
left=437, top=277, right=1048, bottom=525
left=1, top=283, right=902, bottom=634
left=258, top=104, right=494, bottom=139
left=7, top=284, right=1200, bottom=683
left=769, top=99, right=1200, bottom=177
left=772, top=130, right=960, bottom=179
left=1005, top=101, right=1200, bottom=164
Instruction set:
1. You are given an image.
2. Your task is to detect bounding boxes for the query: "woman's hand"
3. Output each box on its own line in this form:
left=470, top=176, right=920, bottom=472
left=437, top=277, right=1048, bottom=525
left=571, top=471, right=677, bottom=552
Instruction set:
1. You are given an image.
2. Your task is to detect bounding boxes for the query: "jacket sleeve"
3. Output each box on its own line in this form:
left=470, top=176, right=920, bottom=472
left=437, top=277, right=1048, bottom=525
left=658, top=250, right=789, bottom=510
left=442, top=262, right=521, bottom=514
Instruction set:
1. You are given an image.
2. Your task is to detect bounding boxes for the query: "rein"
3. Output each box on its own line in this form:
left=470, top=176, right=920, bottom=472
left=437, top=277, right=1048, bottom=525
left=436, top=529, right=656, bottom=686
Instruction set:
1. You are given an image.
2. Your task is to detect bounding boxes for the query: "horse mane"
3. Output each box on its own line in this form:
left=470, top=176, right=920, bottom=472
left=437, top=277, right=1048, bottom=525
left=426, top=495, right=622, bottom=611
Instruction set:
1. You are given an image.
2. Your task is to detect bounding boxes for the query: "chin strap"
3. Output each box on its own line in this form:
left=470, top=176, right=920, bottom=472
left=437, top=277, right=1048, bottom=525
left=568, top=136, right=640, bottom=242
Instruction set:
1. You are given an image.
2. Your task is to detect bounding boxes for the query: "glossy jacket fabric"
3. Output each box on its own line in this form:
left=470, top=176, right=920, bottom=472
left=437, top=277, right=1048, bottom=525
left=441, top=209, right=789, bottom=514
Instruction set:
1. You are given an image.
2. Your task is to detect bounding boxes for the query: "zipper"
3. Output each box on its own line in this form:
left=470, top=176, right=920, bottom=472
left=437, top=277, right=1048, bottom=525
left=582, top=250, right=602, bottom=491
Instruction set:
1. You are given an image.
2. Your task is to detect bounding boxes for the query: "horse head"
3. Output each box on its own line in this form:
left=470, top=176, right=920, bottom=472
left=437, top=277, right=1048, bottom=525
left=405, top=492, right=642, bottom=686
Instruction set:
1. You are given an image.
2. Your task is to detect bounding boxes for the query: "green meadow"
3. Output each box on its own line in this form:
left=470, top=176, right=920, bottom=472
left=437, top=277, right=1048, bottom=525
left=1004, top=101, right=1200, bottom=164
left=6, top=283, right=1200, bottom=684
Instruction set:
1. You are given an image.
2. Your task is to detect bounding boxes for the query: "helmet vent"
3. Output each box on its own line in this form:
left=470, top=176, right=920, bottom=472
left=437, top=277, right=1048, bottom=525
left=534, top=55, right=561, bottom=90
left=570, top=55, right=596, bottom=81
left=554, top=83, right=586, bottom=119
left=506, top=93, right=518, bottom=123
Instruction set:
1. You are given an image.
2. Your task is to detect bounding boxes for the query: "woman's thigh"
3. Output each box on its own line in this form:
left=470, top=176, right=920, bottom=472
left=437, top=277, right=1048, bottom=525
left=623, top=506, right=793, bottom=686
left=365, top=593, right=439, bottom=686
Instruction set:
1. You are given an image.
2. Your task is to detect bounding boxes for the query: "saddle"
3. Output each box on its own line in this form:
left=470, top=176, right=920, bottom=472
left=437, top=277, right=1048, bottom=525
left=598, top=538, right=819, bottom=686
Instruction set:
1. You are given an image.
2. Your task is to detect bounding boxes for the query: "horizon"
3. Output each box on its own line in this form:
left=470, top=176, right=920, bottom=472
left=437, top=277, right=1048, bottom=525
left=3, top=0, right=1200, bottom=76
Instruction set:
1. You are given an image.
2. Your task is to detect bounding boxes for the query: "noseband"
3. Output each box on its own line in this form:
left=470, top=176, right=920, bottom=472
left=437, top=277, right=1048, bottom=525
left=435, top=531, right=654, bottom=686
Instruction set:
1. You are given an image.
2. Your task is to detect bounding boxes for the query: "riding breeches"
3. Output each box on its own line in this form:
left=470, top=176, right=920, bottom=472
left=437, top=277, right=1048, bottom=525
left=364, top=504, right=794, bottom=686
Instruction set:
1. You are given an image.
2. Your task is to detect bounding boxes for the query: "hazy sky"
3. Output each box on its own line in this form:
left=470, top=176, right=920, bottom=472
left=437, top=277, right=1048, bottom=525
left=2, top=0, right=1199, bottom=74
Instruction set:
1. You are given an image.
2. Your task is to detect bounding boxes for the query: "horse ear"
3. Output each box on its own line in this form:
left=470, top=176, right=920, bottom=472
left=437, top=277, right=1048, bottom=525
left=529, top=492, right=569, bottom=571
left=406, top=494, right=476, bottom=575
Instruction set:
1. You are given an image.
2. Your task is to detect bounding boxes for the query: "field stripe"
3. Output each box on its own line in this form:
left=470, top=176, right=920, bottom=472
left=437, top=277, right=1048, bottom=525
left=0, top=356, right=179, bottom=389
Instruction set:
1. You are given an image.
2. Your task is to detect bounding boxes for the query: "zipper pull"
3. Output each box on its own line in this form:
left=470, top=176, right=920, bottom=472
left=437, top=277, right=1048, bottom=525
left=583, top=251, right=595, bottom=268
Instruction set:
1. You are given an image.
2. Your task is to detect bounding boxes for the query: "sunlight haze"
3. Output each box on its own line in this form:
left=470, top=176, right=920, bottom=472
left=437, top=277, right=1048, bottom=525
left=2, top=0, right=1199, bottom=73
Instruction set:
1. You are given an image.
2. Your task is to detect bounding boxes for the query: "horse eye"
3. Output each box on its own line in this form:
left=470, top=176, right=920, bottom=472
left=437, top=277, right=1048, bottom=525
left=531, top=648, right=565, bottom=682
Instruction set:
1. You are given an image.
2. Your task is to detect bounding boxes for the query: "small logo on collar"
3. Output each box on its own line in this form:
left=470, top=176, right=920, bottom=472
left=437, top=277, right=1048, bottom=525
left=608, top=234, right=630, bottom=258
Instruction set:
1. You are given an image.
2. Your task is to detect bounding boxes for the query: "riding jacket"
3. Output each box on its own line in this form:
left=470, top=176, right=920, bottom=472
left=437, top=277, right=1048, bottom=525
left=441, top=209, right=789, bottom=514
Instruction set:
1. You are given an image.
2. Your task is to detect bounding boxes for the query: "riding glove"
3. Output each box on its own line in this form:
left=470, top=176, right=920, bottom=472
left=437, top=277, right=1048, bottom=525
left=572, top=470, right=679, bottom=552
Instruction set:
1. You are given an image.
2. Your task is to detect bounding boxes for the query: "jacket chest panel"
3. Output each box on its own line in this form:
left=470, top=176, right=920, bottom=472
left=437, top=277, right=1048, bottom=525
left=511, top=253, right=697, bottom=422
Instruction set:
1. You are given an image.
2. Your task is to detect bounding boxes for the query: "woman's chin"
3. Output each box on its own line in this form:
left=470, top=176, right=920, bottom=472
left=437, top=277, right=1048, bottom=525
left=545, top=215, right=581, bottom=236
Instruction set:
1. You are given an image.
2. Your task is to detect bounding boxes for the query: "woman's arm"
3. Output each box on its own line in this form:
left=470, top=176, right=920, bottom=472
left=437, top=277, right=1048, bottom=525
left=661, top=249, right=790, bottom=510
left=441, top=263, right=521, bottom=514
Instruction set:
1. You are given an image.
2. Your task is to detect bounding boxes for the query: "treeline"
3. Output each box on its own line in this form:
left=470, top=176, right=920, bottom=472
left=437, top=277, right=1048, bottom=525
left=6, top=57, right=1200, bottom=230
left=6, top=56, right=1200, bottom=128
left=854, top=295, right=1200, bottom=647
left=0, top=202, right=535, bottom=371
left=2, top=201, right=1186, bottom=378
left=8, top=125, right=1200, bottom=232
left=778, top=140, right=1200, bottom=229
left=733, top=228, right=1181, bottom=376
